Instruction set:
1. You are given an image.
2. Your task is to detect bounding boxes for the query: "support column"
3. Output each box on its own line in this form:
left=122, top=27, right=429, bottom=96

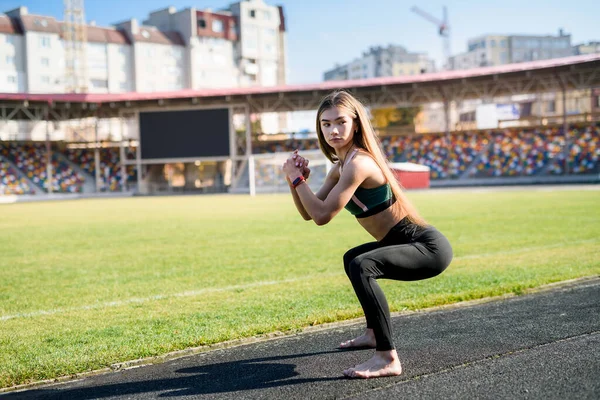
left=562, top=86, right=569, bottom=175
left=94, top=120, right=101, bottom=192
left=439, top=86, right=451, bottom=135
left=444, top=99, right=450, bottom=135
left=45, top=113, right=53, bottom=195
left=246, top=106, right=255, bottom=196
left=119, top=117, right=127, bottom=192
left=136, top=113, right=142, bottom=194
left=229, top=107, right=236, bottom=189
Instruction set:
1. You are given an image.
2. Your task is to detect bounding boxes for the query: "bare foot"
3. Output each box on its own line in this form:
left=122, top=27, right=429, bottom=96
left=339, top=329, right=376, bottom=349
left=343, top=350, right=402, bottom=379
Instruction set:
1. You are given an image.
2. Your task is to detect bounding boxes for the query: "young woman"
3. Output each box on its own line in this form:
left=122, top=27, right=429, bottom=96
left=282, top=90, right=453, bottom=379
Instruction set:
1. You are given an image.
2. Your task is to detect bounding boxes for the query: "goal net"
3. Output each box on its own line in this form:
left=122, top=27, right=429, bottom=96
left=231, top=149, right=332, bottom=194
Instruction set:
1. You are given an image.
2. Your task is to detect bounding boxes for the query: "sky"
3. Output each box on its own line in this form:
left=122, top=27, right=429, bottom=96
left=2, top=0, right=599, bottom=84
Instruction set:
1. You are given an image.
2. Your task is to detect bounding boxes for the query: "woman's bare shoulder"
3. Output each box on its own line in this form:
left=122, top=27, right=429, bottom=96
left=351, top=150, right=379, bottom=171
left=347, top=150, right=386, bottom=184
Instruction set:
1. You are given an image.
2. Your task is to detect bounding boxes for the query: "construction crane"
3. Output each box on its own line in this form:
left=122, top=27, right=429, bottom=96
left=63, top=0, right=88, bottom=92
left=411, top=6, right=451, bottom=70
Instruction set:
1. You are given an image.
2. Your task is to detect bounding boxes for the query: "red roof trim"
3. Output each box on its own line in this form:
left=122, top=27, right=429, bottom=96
left=0, top=53, right=598, bottom=104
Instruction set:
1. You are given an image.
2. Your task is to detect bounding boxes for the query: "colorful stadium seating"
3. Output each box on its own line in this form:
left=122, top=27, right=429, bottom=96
left=0, top=160, right=35, bottom=195
left=1, top=123, right=598, bottom=195
left=65, top=147, right=137, bottom=191
left=0, top=143, right=84, bottom=193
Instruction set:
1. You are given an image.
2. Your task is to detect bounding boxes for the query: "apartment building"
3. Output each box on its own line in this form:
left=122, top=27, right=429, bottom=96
left=0, top=14, right=26, bottom=93
left=573, top=41, right=600, bottom=55
left=323, top=45, right=435, bottom=81
left=449, top=31, right=572, bottom=70
left=447, top=31, right=597, bottom=132
left=0, top=0, right=286, bottom=92
left=0, top=0, right=287, bottom=133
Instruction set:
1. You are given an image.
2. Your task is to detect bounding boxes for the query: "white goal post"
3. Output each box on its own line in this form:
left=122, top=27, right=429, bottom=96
left=231, top=149, right=332, bottom=195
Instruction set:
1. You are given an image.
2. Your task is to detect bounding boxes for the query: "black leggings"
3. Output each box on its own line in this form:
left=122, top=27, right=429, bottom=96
left=343, top=217, right=453, bottom=351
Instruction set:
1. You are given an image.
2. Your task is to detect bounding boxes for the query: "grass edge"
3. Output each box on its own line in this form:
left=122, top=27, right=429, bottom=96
left=2, top=274, right=598, bottom=394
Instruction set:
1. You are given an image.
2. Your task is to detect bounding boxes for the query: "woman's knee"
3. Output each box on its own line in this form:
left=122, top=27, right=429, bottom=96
left=347, top=257, right=377, bottom=282
left=343, top=249, right=359, bottom=277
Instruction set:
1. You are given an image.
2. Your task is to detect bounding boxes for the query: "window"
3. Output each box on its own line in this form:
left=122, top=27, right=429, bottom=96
left=7, top=76, right=16, bottom=83
left=244, top=26, right=258, bottom=50
left=249, top=9, right=256, bottom=18
left=547, top=100, right=556, bottom=113
left=500, top=39, right=507, bottom=48
left=120, top=82, right=128, bottom=91
left=513, top=51, right=522, bottom=62
left=490, top=39, right=496, bottom=47
left=246, top=38, right=257, bottom=50
left=91, top=79, right=108, bottom=89
left=209, top=38, right=224, bottom=50
left=263, top=10, right=271, bottom=20
left=198, top=19, right=206, bottom=29
left=212, top=20, right=223, bottom=33
left=5, top=35, right=15, bottom=45
left=6, top=56, right=15, bottom=65
left=172, top=47, right=182, bottom=58
left=39, top=36, right=51, bottom=48
left=41, top=57, right=49, bottom=66
left=90, top=59, right=107, bottom=69
left=41, top=76, right=50, bottom=84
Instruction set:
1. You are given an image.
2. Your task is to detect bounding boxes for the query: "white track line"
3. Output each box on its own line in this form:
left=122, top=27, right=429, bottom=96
left=2, top=239, right=598, bottom=321
left=0, top=274, right=340, bottom=321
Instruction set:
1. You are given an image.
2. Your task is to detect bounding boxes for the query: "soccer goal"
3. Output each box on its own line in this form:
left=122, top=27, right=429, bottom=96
left=231, top=149, right=331, bottom=194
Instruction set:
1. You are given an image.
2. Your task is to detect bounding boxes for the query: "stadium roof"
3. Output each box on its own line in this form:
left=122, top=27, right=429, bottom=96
left=1, top=53, right=599, bottom=120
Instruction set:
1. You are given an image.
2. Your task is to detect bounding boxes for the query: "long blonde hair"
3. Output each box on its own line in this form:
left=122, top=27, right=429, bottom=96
left=315, top=90, right=427, bottom=226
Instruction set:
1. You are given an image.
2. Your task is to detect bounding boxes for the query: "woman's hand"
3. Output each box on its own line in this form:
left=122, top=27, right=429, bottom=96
left=292, top=150, right=311, bottom=179
left=283, top=150, right=310, bottom=181
left=282, top=157, right=303, bottom=182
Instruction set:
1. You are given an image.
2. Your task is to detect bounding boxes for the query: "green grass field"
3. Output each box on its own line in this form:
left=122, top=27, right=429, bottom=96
left=1, top=188, right=599, bottom=388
